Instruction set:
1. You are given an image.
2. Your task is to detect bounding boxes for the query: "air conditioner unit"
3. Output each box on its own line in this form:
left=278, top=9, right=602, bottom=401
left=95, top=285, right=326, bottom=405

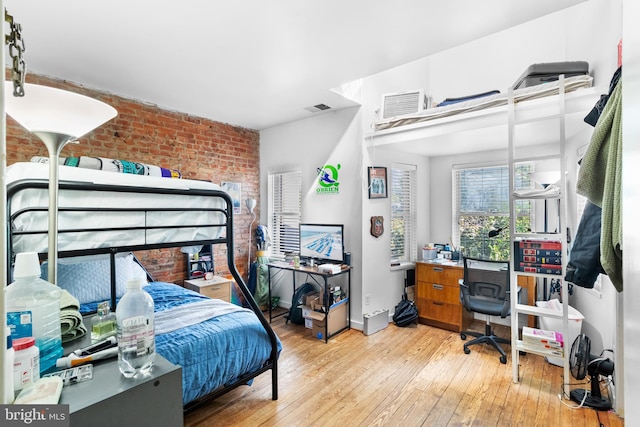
left=381, top=89, right=429, bottom=119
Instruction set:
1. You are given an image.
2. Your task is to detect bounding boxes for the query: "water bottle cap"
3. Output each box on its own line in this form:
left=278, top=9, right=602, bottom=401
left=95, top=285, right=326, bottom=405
left=126, top=278, right=145, bottom=289
left=13, top=252, right=42, bottom=278
left=13, top=337, right=36, bottom=351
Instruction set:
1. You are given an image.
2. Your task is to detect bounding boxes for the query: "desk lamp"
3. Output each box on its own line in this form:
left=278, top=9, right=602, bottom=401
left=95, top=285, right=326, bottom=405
left=4, top=82, right=117, bottom=285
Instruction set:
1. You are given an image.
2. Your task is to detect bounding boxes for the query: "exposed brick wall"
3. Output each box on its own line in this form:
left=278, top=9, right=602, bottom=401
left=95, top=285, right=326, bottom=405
left=6, top=74, right=260, bottom=285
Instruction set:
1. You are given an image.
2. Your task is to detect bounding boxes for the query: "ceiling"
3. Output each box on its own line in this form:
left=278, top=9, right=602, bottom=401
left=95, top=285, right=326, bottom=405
left=4, top=0, right=586, bottom=131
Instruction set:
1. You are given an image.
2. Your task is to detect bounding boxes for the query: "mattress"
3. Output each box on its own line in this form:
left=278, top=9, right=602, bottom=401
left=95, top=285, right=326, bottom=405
left=80, top=282, right=282, bottom=405
left=7, top=162, right=227, bottom=254
left=373, top=74, right=593, bottom=131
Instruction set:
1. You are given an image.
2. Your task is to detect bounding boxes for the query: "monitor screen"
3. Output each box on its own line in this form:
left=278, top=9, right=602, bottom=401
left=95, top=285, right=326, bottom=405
left=299, top=223, right=344, bottom=264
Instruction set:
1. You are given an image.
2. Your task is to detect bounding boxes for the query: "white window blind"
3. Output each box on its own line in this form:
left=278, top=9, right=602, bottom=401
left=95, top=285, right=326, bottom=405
left=268, top=171, right=301, bottom=258
left=453, top=163, right=532, bottom=260
left=390, top=163, right=417, bottom=262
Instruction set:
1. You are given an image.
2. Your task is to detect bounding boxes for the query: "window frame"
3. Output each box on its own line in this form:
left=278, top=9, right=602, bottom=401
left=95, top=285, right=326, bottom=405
left=267, top=170, right=302, bottom=259
left=390, top=163, right=417, bottom=263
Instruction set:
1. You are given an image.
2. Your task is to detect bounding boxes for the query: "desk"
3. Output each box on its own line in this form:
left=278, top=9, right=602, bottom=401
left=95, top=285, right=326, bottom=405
left=416, top=261, right=536, bottom=332
left=267, top=262, right=351, bottom=342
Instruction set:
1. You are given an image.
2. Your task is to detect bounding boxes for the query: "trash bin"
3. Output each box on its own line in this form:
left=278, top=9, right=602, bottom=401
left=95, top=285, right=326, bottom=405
left=535, top=299, right=584, bottom=366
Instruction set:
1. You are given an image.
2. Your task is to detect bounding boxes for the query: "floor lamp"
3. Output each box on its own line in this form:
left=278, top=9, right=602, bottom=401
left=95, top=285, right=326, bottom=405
left=246, top=198, right=257, bottom=274
left=4, top=82, right=117, bottom=285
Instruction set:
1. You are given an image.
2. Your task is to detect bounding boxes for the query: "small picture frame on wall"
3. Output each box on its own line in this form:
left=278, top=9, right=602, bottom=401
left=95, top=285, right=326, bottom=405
left=221, top=182, right=242, bottom=214
left=367, top=166, right=387, bottom=199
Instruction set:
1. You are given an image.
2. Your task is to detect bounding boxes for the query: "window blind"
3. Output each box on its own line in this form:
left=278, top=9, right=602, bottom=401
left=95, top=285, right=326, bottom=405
left=268, top=171, right=301, bottom=257
left=453, top=163, right=532, bottom=260
left=390, top=164, right=417, bottom=261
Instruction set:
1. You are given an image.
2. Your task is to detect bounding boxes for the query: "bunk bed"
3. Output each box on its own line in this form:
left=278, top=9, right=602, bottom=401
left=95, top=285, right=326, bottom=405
left=5, top=161, right=280, bottom=411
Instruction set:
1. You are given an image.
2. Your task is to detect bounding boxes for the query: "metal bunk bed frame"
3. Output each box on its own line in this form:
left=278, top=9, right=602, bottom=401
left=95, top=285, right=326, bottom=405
left=6, top=177, right=279, bottom=410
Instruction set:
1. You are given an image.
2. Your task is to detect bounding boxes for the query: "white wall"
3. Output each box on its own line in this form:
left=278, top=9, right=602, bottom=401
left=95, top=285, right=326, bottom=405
left=260, top=107, right=363, bottom=322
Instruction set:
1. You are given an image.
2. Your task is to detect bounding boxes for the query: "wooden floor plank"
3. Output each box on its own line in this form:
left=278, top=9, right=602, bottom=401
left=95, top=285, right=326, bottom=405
left=184, top=318, right=624, bottom=427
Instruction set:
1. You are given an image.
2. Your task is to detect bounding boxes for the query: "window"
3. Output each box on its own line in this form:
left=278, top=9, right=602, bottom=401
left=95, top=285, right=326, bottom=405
left=390, top=163, right=417, bottom=262
left=267, top=171, right=301, bottom=258
left=453, top=163, right=533, bottom=260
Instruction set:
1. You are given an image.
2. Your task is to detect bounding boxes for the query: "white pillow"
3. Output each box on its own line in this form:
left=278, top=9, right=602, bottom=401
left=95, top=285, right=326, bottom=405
left=41, top=253, right=148, bottom=305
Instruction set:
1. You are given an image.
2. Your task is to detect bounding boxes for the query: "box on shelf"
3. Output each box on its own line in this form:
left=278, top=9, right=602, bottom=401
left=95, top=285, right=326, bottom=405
left=522, top=326, right=564, bottom=348
left=310, top=298, right=348, bottom=340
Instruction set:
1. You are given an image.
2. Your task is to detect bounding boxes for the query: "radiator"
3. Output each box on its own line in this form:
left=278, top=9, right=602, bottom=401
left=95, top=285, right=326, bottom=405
left=363, top=309, right=389, bottom=336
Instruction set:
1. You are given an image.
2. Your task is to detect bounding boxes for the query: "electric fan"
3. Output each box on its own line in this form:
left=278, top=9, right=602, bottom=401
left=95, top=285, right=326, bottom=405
left=569, top=334, right=614, bottom=411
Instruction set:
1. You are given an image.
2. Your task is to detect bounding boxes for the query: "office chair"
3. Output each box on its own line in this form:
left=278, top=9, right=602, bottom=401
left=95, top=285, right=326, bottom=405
left=459, top=257, right=513, bottom=364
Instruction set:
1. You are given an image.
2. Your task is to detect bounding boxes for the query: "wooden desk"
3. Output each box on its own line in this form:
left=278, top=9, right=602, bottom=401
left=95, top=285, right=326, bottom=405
left=416, top=261, right=536, bottom=332
left=267, top=262, right=351, bottom=342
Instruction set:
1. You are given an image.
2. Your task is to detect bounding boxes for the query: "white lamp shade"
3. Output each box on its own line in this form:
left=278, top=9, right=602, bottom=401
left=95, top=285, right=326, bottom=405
left=5, top=82, right=117, bottom=138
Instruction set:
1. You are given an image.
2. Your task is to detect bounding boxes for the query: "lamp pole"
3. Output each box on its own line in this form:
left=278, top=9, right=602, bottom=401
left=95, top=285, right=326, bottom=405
left=1, top=0, right=9, bottom=404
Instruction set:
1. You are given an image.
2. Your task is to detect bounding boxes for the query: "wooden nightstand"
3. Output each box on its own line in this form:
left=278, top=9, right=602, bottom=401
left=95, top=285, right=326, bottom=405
left=184, top=276, right=232, bottom=302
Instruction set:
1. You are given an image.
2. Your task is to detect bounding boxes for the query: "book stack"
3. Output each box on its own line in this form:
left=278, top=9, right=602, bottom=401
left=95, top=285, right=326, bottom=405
left=522, top=326, right=564, bottom=357
left=513, top=239, right=562, bottom=275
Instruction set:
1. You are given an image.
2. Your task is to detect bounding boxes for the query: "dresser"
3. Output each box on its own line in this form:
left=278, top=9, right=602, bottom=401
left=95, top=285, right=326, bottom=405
left=184, top=276, right=232, bottom=302
left=416, top=262, right=471, bottom=332
left=416, top=261, right=536, bottom=332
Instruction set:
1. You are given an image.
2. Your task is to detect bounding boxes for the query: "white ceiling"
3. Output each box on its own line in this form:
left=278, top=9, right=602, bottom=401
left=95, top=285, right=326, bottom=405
left=4, top=0, right=586, bottom=131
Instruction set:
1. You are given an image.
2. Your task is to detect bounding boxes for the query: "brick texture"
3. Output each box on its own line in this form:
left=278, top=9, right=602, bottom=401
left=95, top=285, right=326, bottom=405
left=6, top=74, right=260, bottom=285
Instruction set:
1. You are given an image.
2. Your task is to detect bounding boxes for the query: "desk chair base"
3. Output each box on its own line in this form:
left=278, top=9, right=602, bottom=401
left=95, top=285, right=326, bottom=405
left=461, top=321, right=510, bottom=364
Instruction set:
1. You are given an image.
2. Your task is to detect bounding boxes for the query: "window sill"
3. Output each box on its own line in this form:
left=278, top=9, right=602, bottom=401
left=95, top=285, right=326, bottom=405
left=390, top=261, right=415, bottom=271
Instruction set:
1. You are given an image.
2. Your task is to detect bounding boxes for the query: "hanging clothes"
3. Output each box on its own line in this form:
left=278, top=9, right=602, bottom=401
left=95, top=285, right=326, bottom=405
left=565, top=200, right=605, bottom=288
left=576, top=80, right=623, bottom=292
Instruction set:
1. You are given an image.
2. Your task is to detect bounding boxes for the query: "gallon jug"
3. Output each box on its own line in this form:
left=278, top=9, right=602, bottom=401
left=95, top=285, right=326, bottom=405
left=116, top=278, right=155, bottom=378
left=6, top=252, right=63, bottom=374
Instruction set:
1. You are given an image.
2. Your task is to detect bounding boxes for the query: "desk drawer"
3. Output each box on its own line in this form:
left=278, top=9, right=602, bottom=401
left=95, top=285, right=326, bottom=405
left=421, top=300, right=459, bottom=325
left=417, top=264, right=462, bottom=284
left=422, top=282, right=460, bottom=305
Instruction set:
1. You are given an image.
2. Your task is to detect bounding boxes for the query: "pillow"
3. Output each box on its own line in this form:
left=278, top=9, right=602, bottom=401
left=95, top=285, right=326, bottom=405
left=41, top=253, right=148, bottom=305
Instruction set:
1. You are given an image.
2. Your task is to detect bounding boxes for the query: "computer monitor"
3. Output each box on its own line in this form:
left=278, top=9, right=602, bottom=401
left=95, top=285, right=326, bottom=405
left=299, top=223, right=344, bottom=264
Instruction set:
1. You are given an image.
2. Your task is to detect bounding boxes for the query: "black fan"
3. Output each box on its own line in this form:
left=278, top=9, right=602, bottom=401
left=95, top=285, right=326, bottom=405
left=569, top=334, right=614, bottom=411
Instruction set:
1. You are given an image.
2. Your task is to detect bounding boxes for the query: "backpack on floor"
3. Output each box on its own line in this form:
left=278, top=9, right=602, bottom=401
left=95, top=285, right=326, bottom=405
left=393, top=295, right=418, bottom=327
left=286, top=282, right=317, bottom=325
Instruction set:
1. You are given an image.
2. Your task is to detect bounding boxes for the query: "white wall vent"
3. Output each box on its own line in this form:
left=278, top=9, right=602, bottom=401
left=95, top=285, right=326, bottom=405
left=381, top=89, right=428, bottom=119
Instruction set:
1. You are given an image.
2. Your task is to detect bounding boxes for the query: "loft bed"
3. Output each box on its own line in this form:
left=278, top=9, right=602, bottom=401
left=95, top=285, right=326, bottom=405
left=368, top=75, right=601, bottom=158
left=5, top=161, right=280, bottom=411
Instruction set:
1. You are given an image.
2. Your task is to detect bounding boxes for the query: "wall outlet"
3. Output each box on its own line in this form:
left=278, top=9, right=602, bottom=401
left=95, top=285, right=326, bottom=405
left=365, top=294, right=371, bottom=305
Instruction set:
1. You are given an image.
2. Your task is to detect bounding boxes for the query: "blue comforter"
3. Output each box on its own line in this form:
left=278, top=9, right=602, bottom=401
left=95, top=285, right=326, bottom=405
left=92, top=282, right=281, bottom=404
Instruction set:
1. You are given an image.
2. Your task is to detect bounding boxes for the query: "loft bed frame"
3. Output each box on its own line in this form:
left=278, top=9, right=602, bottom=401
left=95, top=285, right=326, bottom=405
left=6, top=172, right=279, bottom=411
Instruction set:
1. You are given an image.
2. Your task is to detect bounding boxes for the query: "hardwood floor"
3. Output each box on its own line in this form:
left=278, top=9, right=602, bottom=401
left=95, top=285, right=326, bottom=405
left=184, top=317, right=623, bottom=427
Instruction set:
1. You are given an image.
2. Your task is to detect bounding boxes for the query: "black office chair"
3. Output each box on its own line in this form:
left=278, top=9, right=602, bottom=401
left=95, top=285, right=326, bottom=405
left=459, top=256, right=513, bottom=364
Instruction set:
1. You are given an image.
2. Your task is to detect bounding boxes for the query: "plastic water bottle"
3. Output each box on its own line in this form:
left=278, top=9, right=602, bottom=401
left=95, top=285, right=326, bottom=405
left=4, top=328, right=15, bottom=403
left=6, top=252, right=63, bottom=374
left=116, top=278, right=155, bottom=377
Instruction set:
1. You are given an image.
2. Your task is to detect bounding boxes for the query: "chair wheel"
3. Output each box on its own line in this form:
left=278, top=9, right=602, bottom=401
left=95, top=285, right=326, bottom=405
left=464, top=347, right=470, bottom=355
left=460, top=333, right=466, bottom=340
left=500, top=355, right=507, bottom=364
